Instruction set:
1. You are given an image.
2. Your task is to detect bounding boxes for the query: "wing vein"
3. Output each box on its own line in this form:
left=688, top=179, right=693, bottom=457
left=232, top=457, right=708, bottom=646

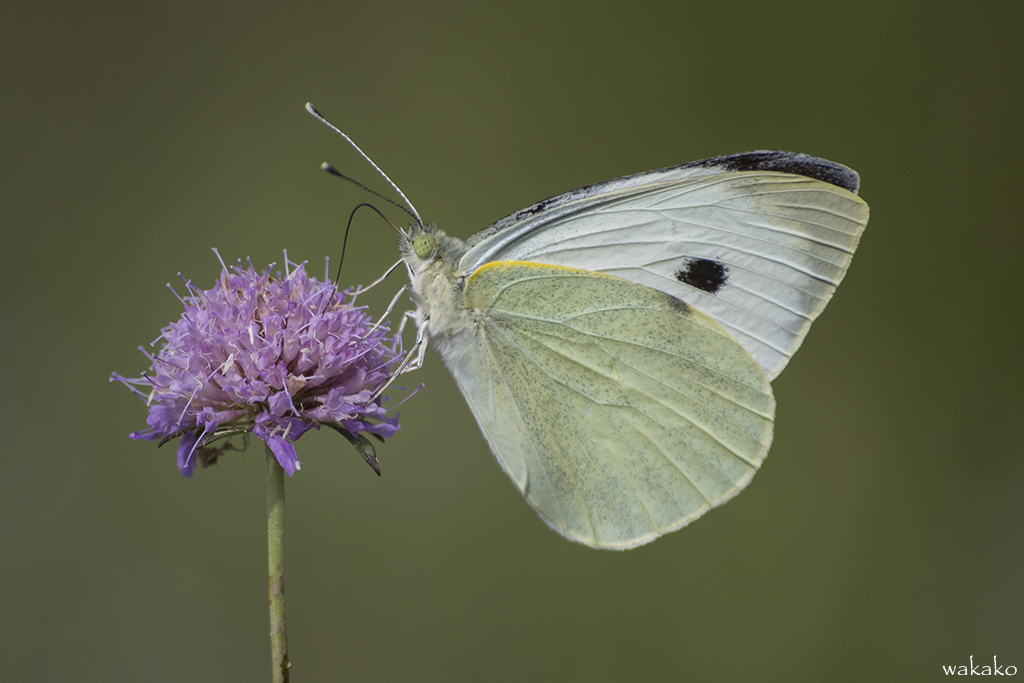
left=483, top=327, right=598, bottom=540
left=499, top=323, right=768, bottom=470
left=493, top=307, right=771, bottom=395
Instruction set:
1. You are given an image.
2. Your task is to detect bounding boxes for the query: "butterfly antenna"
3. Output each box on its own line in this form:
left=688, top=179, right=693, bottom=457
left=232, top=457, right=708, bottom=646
left=333, top=202, right=400, bottom=284
left=317, top=200, right=402, bottom=315
left=306, top=103, right=424, bottom=229
left=319, top=162, right=417, bottom=229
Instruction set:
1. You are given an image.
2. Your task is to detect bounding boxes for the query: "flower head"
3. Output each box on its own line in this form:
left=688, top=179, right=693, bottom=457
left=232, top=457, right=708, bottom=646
left=113, top=251, right=408, bottom=477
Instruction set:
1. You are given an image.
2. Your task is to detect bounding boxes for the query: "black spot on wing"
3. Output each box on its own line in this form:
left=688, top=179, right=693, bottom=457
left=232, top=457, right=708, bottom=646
left=688, top=150, right=861, bottom=194
left=675, top=258, right=729, bottom=294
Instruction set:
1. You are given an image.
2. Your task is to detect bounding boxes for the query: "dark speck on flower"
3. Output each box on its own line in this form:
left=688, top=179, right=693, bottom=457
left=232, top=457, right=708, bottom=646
left=113, top=251, right=411, bottom=477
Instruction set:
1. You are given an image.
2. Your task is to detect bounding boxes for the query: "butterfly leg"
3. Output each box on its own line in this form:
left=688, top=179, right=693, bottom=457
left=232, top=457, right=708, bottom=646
left=394, top=307, right=416, bottom=341
left=355, top=258, right=404, bottom=295
left=391, top=314, right=427, bottom=375
left=370, top=320, right=427, bottom=401
left=405, top=315, right=428, bottom=373
left=361, top=283, right=412, bottom=340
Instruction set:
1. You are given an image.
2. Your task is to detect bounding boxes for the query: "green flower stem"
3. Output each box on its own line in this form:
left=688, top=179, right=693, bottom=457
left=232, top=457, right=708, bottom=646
left=266, top=445, right=290, bottom=683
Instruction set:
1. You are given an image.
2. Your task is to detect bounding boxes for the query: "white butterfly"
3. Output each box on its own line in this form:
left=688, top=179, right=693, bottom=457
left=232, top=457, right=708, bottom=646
left=309, top=105, right=869, bottom=549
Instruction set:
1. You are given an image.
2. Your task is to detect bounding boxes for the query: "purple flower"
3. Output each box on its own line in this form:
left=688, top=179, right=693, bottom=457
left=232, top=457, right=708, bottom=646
left=113, top=251, right=410, bottom=477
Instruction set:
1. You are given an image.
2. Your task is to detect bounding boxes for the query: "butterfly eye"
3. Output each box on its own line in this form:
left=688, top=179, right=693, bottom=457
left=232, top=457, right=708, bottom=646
left=413, top=233, right=436, bottom=258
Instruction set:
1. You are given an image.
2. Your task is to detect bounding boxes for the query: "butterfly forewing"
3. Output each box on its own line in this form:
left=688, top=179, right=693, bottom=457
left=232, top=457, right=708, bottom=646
left=448, top=261, right=774, bottom=549
left=460, top=156, right=868, bottom=380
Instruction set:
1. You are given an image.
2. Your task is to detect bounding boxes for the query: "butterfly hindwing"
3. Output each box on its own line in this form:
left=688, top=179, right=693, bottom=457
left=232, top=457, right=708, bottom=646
left=447, top=261, right=775, bottom=549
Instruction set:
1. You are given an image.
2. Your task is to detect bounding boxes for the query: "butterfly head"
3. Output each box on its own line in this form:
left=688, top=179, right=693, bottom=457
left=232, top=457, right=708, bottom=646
left=398, top=222, right=467, bottom=279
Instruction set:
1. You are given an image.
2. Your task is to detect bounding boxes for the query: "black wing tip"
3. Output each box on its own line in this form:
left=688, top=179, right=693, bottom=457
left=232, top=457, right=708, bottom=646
left=689, top=150, right=861, bottom=194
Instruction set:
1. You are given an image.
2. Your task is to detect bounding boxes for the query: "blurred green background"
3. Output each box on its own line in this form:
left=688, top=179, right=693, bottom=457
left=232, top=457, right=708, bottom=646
left=3, top=1, right=1022, bottom=681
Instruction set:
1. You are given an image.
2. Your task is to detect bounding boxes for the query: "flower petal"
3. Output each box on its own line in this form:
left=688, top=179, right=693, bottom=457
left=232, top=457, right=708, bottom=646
left=264, top=434, right=301, bottom=476
left=177, top=430, right=200, bottom=478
